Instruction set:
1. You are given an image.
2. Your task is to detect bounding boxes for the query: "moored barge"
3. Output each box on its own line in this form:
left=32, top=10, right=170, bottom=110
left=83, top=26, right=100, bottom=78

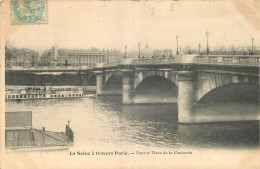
left=5, top=111, right=74, bottom=152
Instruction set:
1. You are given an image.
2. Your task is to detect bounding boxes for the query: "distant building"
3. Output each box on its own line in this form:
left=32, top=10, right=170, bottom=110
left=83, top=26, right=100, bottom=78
left=154, top=49, right=173, bottom=58
left=40, top=47, right=122, bottom=66
left=142, top=43, right=154, bottom=58
left=127, top=43, right=172, bottom=58
left=5, top=47, right=39, bottom=67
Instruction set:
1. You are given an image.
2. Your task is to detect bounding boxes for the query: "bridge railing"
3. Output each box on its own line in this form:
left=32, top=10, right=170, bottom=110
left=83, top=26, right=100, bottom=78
left=195, top=55, right=260, bottom=65
left=96, top=55, right=260, bottom=67
left=6, top=55, right=260, bottom=71
left=95, top=62, right=119, bottom=68
left=93, top=57, right=177, bottom=67
left=130, top=57, right=176, bottom=65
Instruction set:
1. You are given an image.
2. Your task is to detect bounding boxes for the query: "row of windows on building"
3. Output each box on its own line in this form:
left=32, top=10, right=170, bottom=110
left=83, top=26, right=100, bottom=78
left=6, top=93, right=84, bottom=99
left=40, top=47, right=122, bottom=66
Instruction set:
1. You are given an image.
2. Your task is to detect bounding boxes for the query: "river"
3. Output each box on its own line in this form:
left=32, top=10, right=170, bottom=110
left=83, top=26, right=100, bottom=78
left=5, top=93, right=259, bottom=149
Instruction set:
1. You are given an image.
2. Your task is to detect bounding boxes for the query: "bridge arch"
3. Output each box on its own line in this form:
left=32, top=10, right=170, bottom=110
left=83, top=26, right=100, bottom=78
left=133, top=75, right=178, bottom=103
left=103, top=72, right=123, bottom=94
left=105, top=74, right=122, bottom=87
left=87, top=74, right=96, bottom=86
left=195, top=73, right=259, bottom=102
left=134, top=70, right=178, bottom=89
left=198, top=83, right=259, bottom=103
left=104, top=71, right=121, bottom=84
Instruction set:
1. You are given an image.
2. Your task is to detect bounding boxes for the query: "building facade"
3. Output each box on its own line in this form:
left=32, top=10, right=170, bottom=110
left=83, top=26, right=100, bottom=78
left=126, top=44, right=173, bottom=59
left=40, top=47, right=122, bottom=66
left=5, top=47, right=39, bottom=67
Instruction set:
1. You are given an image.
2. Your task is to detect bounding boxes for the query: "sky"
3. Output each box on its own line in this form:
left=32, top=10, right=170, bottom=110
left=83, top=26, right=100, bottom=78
left=3, top=1, right=260, bottom=54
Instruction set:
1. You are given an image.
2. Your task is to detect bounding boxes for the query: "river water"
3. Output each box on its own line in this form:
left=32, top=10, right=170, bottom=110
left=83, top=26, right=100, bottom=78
left=5, top=93, right=259, bottom=149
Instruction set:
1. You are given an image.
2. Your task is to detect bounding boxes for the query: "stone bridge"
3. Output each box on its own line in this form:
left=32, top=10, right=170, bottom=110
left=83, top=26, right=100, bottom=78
left=93, top=55, right=260, bottom=123
left=5, top=54, right=260, bottom=123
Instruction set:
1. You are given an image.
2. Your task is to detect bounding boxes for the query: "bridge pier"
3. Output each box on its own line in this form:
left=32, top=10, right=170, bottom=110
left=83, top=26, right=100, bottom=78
left=94, top=71, right=104, bottom=95
left=121, top=69, right=134, bottom=104
left=178, top=71, right=195, bottom=123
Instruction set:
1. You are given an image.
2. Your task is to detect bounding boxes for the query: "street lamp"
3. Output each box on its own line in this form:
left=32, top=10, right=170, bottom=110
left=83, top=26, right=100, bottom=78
left=251, top=37, right=254, bottom=55
left=125, top=45, right=127, bottom=58
left=138, top=42, right=141, bottom=59
left=198, top=43, right=201, bottom=54
left=106, top=49, right=108, bottom=63
left=176, top=35, right=179, bottom=55
left=206, top=30, right=210, bottom=55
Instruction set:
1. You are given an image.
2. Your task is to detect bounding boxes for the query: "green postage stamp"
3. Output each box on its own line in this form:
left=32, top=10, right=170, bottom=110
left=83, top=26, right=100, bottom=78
left=11, top=0, right=47, bottom=24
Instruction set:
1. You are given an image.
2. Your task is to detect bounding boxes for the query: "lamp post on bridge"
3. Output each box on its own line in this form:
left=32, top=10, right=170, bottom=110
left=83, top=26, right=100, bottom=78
left=251, top=37, right=254, bottom=55
left=206, top=30, right=210, bottom=55
left=124, top=45, right=127, bottom=58
left=106, top=49, right=108, bottom=63
left=176, top=35, right=179, bottom=55
left=198, top=43, right=201, bottom=54
left=138, top=42, right=141, bottom=59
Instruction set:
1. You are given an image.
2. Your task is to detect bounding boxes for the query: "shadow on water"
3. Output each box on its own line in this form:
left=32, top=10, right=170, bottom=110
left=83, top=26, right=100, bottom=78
left=94, top=95, right=259, bottom=149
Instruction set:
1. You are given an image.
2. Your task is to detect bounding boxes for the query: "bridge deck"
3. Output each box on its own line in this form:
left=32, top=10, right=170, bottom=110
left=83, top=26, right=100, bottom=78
left=5, top=55, right=260, bottom=73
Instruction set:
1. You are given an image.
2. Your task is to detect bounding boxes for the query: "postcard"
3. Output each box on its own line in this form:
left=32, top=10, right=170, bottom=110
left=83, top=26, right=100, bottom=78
left=0, top=0, right=260, bottom=169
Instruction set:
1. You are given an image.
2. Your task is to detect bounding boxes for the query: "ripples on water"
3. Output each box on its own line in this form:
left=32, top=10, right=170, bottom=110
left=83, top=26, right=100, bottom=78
left=5, top=95, right=259, bottom=149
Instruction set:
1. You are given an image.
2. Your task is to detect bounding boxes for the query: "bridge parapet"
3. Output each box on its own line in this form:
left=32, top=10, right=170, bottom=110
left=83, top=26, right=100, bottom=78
left=121, top=55, right=196, bottom=65
left=6, top=55, right=260, bottom=73
left=120, top=59, right=134, bottom=65
left=195, top=55, right=260, bottom=65
left=95, top=62, right=119, bottom=68
left=131, top=57, right=176, bottom=65
left=97, top=54, right=260, bottom=68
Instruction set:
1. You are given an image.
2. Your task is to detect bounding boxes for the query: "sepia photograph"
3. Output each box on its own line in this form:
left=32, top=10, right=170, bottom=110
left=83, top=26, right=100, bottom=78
left=1, top=0, right=260, bottom=169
